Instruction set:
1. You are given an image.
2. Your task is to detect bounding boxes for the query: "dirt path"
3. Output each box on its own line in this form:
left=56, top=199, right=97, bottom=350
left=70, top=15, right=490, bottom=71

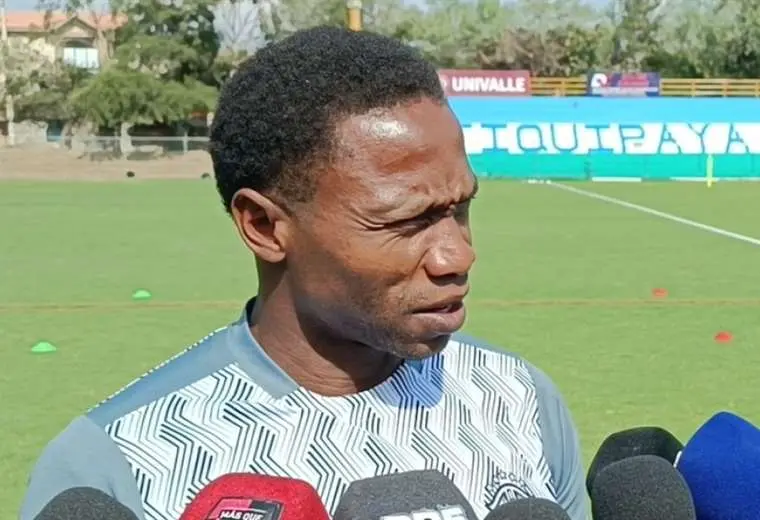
left=0, top=145, right=213, bottom=181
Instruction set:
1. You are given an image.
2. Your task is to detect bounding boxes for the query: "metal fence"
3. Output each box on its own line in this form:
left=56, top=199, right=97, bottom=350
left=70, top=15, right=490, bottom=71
left=0, top=136, right=214, bottom=180
left=4, top=135, right=210, bottom=159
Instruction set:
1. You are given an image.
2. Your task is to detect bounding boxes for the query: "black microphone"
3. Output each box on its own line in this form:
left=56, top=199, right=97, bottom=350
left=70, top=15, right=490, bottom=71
left=34, top=487, right=138, bottom=520
left=332, top=469, right=477, bottom=520
left=586, top=426, right=683, bottom=495
left=483, top=497, right=570, bottom=520
left=590, top=454, right=696, bottom=520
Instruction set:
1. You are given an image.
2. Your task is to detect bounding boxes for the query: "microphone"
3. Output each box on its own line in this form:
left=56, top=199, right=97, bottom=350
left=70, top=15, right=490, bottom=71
left=332, top=469, right=477, bottom=520
left=586, top=426, right=683, bottom=495
left=34, top=487, right=138, bottom=520
left=483, top=497, right=570, bottom=520
left=179, top=473, right=330, bottom=520
left=590, top=454, right=696, bottom=520
left=676, top=411, right=760, bottom=520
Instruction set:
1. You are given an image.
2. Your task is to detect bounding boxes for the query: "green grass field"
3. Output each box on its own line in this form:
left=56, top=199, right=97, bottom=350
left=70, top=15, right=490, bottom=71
left=2, top=179, right=760, bottom=515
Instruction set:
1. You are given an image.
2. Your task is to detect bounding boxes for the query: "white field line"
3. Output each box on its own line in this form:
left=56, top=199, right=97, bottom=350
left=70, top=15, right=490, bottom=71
left=548, top=181, right=760, bottom=247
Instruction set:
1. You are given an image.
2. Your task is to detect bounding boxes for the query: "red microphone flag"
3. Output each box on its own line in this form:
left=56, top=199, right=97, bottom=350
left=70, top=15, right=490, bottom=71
left=179, top=473, right=330, bottom=520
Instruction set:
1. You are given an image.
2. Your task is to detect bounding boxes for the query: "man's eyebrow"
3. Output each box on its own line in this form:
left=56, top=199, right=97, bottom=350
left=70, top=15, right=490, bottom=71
left=426, top=176, right=479, bottom=211
left=422, top=177, right=479, bottom=214
left=371, top=174, right=479, bottom=220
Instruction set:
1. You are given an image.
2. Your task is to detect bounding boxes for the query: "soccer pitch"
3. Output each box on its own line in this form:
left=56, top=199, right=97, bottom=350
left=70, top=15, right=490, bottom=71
left=2, top=179, right=760, bottom=515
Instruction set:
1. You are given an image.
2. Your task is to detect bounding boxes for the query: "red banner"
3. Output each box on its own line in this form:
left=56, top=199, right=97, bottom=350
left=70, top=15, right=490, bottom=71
left=438, top=69, right=532, bottom=97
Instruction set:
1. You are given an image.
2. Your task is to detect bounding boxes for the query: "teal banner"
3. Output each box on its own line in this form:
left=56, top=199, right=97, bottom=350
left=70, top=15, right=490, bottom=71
left=448, top=98, right=760, bottom=180
left=467, top=153, right=760, bottom=180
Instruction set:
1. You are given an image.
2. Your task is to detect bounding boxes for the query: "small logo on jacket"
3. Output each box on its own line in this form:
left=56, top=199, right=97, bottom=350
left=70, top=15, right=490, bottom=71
left=485, top=470, right=530, bottom=510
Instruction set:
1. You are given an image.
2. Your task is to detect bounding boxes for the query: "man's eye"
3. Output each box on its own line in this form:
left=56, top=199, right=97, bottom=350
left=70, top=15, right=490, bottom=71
left=417, top=213, right=441, bottom=226
left=395, top=201, right=471, bottom=234
left=393, top=212, right=439, bottom=234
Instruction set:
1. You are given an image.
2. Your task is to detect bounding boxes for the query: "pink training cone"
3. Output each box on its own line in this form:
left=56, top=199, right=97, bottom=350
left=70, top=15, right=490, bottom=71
left=652, top=288, right=669, bottom=298
left=714, top=331, right=734, bottom=344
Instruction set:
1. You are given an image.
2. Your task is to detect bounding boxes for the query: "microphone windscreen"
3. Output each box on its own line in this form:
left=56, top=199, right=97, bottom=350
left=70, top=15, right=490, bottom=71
left=34, top=487, right=138, bottom=520
left=586, top=426, right=683, bottom=495
left=591, top=454, right=696, bottom=520
left=483, top=497, right=570, bottom=520
left=677, top=411, right=760, bottom=520
left=179, top=473, right=330, bottom=520
left=332, top=469, right=477, bottom=520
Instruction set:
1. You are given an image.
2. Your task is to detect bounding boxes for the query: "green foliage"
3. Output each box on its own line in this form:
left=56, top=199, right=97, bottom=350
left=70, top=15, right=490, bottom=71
left=114, top=0, right=220, bottom=83
left=13, top=66, right=91, bottom=121
left=717, top=0, right=760, bottom=78
left=13, top=0, right=760, bottom=129
left=69, top=68, right=217, bottom=127
left=79, top=0, right=221, bottom=126
left=1, top=39, right=90, bottom=121
left=612, top=0, right=665, bottom=71
left=35, top=0, right=221, bottom=127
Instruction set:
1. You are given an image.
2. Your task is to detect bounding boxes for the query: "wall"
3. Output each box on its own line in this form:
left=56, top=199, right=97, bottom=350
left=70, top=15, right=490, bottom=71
left=448, top=97, right=760, bottom=180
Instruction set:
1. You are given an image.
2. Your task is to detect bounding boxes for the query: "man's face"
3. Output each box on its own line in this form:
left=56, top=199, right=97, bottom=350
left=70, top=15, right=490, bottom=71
left=287, top=97, right=477, bottom=359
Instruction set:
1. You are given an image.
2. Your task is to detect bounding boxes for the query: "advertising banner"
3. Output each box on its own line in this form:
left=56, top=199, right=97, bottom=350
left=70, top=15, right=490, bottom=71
left=587, top=72, right=661, bottom=97
left=438, top=69, right=531, bottom=97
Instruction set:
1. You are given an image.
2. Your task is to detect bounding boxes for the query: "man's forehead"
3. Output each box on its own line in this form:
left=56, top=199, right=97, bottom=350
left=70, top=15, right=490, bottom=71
left=334, top=102, right=459, bottom=173
left=341, top=108, right=426, bottom=155
left=358, top=116, right=410, bottom=140
left=324, top=102, right=473, bottom=213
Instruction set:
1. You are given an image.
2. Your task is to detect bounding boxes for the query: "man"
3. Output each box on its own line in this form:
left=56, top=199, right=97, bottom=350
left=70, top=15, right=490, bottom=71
left=20, top=27, right=588, bottom=520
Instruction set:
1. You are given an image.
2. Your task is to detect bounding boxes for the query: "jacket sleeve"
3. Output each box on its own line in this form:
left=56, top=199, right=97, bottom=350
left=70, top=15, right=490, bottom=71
left=19, top=416, right=145, bottom=520
left=528, top=364, right=590, bottom=520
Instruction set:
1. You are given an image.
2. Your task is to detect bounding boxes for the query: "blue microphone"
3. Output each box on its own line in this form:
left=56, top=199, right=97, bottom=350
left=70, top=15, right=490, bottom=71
left=676, top=411, right=760, bottom=520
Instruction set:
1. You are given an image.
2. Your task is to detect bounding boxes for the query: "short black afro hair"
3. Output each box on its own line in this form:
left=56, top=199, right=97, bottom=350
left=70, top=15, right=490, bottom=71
left=209, top=25, right=445, bottom=213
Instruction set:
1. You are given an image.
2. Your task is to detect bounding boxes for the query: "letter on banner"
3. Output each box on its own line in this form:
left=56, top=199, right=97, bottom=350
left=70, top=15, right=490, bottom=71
left=515, top=124, right=546, bottom=153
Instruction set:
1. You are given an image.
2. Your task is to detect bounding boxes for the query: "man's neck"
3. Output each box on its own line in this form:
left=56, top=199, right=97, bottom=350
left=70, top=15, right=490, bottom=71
left=249, top=296, right=402, bottom=397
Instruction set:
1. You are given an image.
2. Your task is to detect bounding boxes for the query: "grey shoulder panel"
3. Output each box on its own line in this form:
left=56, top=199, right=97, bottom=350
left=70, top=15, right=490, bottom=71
left=19, top=415, right=144, bottom=520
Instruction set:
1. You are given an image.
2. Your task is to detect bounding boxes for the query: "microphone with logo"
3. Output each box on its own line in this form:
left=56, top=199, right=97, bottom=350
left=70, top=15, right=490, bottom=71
left=585, top=426, right=683, bottom=495
left=590, top=455, right=696, bottom=520
left=178, top=473, right=330, bottom=520
left=332, top=469, right=477, bottom=520
left=33, top=487, right=139, bottom=520
left=482, top=497, right=570, bottom=520
left=675, top=411, right=760, bottom=520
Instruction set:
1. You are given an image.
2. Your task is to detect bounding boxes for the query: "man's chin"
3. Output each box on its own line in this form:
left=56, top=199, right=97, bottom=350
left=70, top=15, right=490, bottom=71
left=397, top=334, right=452, bottom=360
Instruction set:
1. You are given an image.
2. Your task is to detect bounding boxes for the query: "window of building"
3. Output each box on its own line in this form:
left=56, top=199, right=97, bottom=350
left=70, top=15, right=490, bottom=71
left=62, top=41, right=100, bottom=69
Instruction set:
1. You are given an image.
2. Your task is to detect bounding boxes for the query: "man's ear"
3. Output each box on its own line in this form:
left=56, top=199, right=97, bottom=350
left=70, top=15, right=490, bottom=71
left=230, top=188, right=291, bottom=264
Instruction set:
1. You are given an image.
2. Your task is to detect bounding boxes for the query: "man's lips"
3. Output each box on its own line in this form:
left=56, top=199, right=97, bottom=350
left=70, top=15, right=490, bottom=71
left=414, top=290, right=469, bottom=314
left=410, top=291, right=469, bottom=336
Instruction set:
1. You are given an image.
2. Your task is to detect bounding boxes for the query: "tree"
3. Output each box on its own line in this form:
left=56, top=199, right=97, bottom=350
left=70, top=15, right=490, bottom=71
left=214, top=0, right=266, bottom=52
left=1, top=38, right=84, bottom=122
left=13, top=65, right=91, bottom=122
left=376, top=0, right=507, bottom=68
left=470, top=23, right=612, bottom=76
left=257, top=0, right=422, bottom=45
left=46, top=0, right=222, bottom=128
left=716, top=0, right=760, bottom=78
left=69, top=68, right=217, bottom=128
left=611, top=0, right=667, bottom=71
